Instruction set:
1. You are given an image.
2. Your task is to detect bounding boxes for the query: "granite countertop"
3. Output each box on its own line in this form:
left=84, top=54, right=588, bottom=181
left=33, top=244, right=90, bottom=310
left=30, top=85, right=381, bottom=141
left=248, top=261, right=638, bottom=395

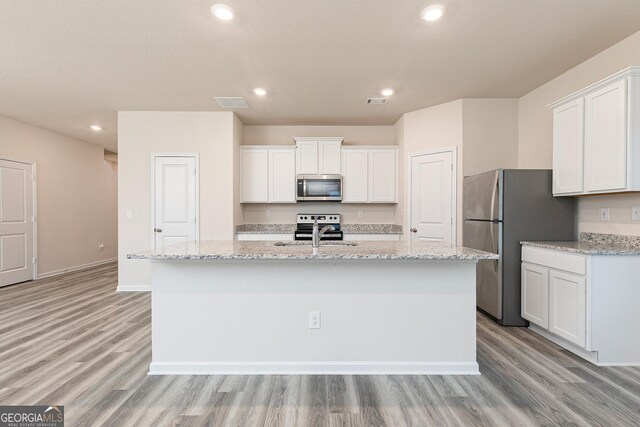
left=521, top=232, right=640, bottom=256
left=128, top=240, right=498, bottom=261
left=235, top=224, right=403, bottom=235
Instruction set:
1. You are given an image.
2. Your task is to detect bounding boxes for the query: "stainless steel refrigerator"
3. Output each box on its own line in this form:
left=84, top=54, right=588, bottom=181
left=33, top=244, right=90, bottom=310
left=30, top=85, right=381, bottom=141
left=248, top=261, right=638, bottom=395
left=463, top=169, right=576, bottom=326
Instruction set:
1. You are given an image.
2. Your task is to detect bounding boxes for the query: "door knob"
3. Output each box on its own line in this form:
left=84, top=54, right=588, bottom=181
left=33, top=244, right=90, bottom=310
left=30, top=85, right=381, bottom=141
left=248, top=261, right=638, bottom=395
left=410, top=228, right=418, bottom=233
left=154, top=228, right=163, bottom=233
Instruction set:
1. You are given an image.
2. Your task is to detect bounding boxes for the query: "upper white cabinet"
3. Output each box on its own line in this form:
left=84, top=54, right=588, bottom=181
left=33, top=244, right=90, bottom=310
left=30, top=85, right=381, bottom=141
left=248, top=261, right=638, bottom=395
left=549, top=67, right=640, bottom=196
left=294, top=138, right=343, bottom=175
left=552, top=99, right=584, bottom=195
left=240, top=146, right=296, bottom=203
left=342, top=146, right=398, bottom=203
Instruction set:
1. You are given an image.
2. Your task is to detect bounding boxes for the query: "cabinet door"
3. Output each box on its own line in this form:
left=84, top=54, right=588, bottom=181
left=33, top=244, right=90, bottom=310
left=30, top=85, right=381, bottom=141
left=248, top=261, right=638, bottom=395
left=269, top=149, right=296, bottom=203
left=318, top=141, right=342, bottom=174
left=241, top=149, right=269, bottom=203
left=341, top=149, right=368, bottom=203
left=553, top=99, right=584, bottom=195
left=296, top=141, right=318, bottom=174
left=549, top=270, right=586, bottom=347
left=368, top=149, right=397, bottom=203
left=521, top=263, right=549, bottom=328
left=584, top=79, right=627, bottom=192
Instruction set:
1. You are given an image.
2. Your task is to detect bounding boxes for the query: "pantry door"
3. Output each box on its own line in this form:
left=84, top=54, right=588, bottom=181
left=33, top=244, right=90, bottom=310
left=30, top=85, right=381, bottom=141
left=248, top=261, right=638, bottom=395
left=152, top=155, right=198, bottom=249
left=0, top=159, right=35, bottom=287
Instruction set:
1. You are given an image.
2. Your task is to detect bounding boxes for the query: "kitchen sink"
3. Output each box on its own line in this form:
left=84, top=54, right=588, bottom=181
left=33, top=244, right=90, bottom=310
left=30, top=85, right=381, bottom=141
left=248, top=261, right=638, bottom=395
left=273, top=241, right=358, bottom=247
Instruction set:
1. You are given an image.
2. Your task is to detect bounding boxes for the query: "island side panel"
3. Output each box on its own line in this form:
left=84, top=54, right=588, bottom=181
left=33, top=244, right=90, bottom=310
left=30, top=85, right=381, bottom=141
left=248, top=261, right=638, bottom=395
left=150, top=259, right=478, bottom=375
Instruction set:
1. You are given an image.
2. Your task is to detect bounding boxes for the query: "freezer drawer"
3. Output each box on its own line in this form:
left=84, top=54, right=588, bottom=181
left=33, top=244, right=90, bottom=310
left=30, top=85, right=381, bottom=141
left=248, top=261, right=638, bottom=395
left=464, top=220, right=502, bottom=319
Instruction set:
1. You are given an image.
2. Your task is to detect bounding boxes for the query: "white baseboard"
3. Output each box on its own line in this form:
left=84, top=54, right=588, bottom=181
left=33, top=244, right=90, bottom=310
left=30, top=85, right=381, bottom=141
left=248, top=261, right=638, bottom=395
left=148, top=361, right=480, bottom=376
left=37, top=258, right=117, bottom=280
left=117, top=284, right=150, bottom=292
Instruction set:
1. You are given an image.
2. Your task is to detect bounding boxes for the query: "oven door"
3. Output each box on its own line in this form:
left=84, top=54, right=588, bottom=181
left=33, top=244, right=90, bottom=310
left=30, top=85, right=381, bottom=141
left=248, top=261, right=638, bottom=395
left=296, top=175, right=342, bottom=201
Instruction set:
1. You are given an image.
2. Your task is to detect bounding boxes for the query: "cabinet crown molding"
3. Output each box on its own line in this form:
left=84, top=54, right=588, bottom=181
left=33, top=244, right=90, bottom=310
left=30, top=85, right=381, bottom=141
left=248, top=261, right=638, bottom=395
left=293, top=137, right=344, bottom=142
left=547, top=66, right=640, bottom=109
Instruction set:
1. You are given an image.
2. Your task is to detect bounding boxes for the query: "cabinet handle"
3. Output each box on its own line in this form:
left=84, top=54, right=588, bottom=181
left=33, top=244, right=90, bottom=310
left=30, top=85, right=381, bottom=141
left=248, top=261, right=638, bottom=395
left=154, top=228, right=163, bottom=233
left=410, top=228, right=418, bottom=233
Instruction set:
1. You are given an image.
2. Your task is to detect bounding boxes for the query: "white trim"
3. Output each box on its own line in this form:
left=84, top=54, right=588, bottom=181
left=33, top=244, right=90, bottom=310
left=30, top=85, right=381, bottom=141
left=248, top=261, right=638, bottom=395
left=406, top=147, right=458, bottom=244
left=341, top=145, right=399, bottom=150
left=150, top=153, right=200, bottom=250
left=38, top=258, right=117, bottom=280
left=117, top=284, right=151, bottom=292
left=148, top=361, right=480, bottom=376
left=293, top=137, right=345, bottom=142
left=547, top=66, right=640, bottom=108
left=240, top=145, right=293, bottom=149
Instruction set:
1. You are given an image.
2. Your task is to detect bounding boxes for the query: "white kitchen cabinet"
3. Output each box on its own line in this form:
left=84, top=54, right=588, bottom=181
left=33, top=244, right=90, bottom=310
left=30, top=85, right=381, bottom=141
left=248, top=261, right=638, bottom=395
left=240, top=148, right=269, bottom=203
left=369, top=149, right=397, bottom=202
left=343, top=234, right=401, bottom=241
left=318, top=140, right=342, bottom=174
left=521, top=262, right=549, bottom=329
left=269, top=149, right=296, bottom=203
left=341, top=149, right=368, bottom=202
left=584, top=80, right=627, bottom=192
left=521, top=244, right=640, bottom=365
left=294, top=138, right=343, bottom=175
left=241, top=146, right=296, bottom=203
left=552, top=99, right=584, bottom=195
left=549, top=67, right=640, bottom=196
left=549, top=270, right=586, bottom=347
left=341, top=146, right=398, bottom=203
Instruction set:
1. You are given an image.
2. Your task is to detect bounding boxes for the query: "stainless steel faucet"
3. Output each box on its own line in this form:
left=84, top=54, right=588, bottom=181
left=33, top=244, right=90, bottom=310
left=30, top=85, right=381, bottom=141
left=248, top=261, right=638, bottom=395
left=312, top=219, right=335, bottom=248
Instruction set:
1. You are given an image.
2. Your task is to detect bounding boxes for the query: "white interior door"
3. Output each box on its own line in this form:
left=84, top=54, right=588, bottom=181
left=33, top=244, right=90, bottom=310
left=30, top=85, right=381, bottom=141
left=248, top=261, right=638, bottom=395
left=0, top=159, right=34, bottom=287
left=154, top=156, right=197, bottom=249
left=410, top=150, right=454, bottom=244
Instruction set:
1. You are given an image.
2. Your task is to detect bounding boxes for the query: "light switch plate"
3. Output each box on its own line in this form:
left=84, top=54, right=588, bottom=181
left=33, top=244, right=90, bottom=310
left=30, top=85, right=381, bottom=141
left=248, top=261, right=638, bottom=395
left=632, top=207, right=640, bottom=221
left=600, top=208, right=610, bottom=221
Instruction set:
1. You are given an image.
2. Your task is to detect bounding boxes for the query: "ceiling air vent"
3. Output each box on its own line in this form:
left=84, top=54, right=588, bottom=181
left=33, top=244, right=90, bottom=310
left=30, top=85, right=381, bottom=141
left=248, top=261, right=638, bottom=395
left=214, top=97, right=249, bottom=109
left=366, top=98, right=389, bottom=105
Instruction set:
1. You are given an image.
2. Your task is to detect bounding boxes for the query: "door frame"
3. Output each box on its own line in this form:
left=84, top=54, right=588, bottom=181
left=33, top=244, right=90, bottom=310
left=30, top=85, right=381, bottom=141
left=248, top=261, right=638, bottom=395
left=150, top=153, right=200, bottom=249
left=406, top=147, right=457, bottom=244
left=0, top=157, right=38, bottom=281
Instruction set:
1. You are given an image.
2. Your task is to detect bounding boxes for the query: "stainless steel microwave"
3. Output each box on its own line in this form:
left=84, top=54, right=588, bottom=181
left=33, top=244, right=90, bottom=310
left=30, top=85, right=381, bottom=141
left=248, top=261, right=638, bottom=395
left=296, top=175, right=342, bottom=202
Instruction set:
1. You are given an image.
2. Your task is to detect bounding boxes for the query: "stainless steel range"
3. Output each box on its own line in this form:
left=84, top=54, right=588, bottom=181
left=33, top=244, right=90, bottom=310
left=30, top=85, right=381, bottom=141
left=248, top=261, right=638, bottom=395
left=295, top=214, right=343, bottom=241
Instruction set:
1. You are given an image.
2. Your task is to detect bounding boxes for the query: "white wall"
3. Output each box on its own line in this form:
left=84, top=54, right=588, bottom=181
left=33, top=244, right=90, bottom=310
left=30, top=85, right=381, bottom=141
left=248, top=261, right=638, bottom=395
left=244, top=125, right=394, bottom=146
left=241, top=125, right=399, bottom=225
left=0, top=115, right=117, bottom=277
left=117, top=111, right=240, bottom=290
left=519, top=30, right=640, bottom=235
left=462, top=99, right=519, bottom=176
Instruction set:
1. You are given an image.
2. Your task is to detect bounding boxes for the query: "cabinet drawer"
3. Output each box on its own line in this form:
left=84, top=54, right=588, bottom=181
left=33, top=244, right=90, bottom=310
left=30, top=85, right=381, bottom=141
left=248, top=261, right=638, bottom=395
left=522, top=246, right=586, bottom=275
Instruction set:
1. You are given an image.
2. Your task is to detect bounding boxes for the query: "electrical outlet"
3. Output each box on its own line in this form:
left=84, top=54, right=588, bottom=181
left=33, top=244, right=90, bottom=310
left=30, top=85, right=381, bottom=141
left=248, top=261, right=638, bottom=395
left=266, top=209, right=271, bottom=218
left=632, top=207, right=640, bottom=221
left=98, top=243, right=104, bottom=252
left=309, top=311, right=321, bottom=329
left=126, top=209, right=132, bottom=219
left=600, top=208, right=610, bottom=221
left=358, top=210, right=363, bottom=218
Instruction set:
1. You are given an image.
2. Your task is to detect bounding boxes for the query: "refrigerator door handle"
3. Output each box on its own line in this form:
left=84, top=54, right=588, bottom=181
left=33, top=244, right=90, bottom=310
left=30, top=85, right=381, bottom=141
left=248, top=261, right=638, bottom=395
left=489, top=171, right=499, bottom=221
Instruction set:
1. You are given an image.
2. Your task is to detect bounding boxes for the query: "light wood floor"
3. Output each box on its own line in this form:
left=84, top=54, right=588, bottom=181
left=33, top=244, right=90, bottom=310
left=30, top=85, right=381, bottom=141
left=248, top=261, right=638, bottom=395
left=1, top=263, right=639, bottom=426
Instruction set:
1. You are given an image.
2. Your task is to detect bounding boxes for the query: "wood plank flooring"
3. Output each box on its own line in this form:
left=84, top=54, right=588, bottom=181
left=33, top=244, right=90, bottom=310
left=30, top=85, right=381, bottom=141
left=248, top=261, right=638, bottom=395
left=1, top=262, right=639, bottom=426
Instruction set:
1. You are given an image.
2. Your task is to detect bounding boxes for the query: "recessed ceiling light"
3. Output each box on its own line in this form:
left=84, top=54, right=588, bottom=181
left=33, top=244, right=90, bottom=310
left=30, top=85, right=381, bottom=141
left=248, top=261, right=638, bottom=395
left=253, top=88, right=267, bottom=96
left=421, top=4, right=445, bottom=22
left=90, top=125, right=102, bottom=131
left=211, top=4, right=234, bottom=21
left=381, top=88, right=394, bottom=97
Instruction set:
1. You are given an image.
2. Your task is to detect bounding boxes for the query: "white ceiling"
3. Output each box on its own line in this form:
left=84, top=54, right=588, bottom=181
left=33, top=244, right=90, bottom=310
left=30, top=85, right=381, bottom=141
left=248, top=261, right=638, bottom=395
left=2, top=0, right=640, bottom=152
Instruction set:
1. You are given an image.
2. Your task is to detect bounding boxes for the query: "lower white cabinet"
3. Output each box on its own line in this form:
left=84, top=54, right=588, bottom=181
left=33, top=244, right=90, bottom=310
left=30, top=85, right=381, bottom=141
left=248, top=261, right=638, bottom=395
left=236, top=233, right=293, bottom=241
left=521, top=245, right=640, bottom=366
left=548, top=270, right=586, bottom=347
left=241, top=146, right=296, bottom=203
left=521, top=263, right=549, bottom=329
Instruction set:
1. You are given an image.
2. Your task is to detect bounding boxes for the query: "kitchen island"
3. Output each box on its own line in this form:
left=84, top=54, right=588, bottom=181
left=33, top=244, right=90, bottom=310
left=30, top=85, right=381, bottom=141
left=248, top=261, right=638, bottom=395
left=128, top=240, right=497, bottom=375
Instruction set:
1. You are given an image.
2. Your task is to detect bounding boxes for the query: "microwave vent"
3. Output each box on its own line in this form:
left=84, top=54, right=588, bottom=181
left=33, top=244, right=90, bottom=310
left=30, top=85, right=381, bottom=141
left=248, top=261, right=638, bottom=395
left=214, top=97, right=250, bottom=109
left=366, top=97, right=389, bottom=105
